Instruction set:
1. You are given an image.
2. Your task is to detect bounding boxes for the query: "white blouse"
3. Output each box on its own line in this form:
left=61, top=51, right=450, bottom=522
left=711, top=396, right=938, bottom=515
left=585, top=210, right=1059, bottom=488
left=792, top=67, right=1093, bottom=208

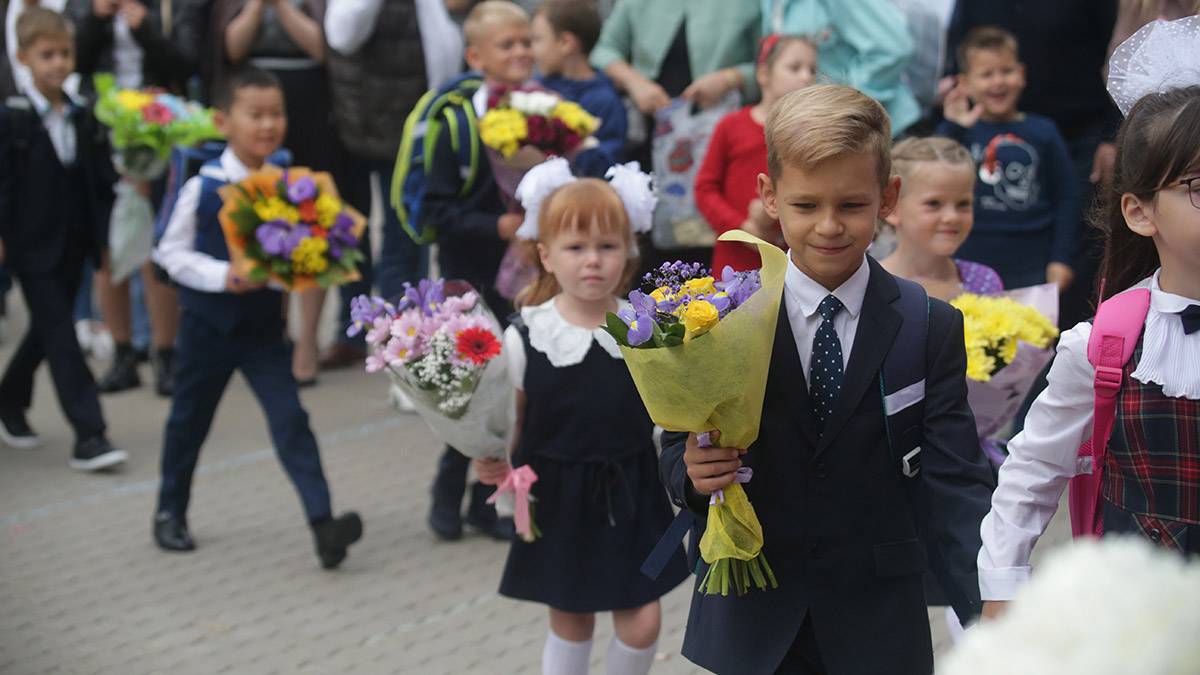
left=978, top=271, right=1200, bottom=601
left=503, top=297, right=627, bottom=390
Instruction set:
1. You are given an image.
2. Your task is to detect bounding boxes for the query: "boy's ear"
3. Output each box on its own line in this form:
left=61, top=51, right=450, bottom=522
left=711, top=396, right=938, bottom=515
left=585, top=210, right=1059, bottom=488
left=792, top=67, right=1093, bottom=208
left=15, top=48, right=29, bottom=67
left=878, top=176, right=901, bottom=220
left=757, top=173, right=779, bottom=219
left=212, top=109, right=228, bottom=135
left=464, top=44, right=483, bottom=73
left=1121, top=192, right=1158, bottom=238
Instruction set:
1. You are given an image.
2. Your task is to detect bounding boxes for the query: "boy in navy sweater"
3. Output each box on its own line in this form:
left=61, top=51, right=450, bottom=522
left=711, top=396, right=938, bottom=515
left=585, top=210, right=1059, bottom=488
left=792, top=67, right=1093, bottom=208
left=531, top=0, right=626, bottom=178
left=152, top=68, right=362, bottom=568
left=0, top=8, right=124, bottom=471
left=936, top=26, right=1079, bottom=290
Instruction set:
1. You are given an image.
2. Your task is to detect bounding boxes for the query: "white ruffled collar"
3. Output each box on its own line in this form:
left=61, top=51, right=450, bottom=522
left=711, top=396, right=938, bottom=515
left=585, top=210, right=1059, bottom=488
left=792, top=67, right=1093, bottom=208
left=521, top=297, right=627, bottom=367
left=1129, top=270, right=1200, bottom=400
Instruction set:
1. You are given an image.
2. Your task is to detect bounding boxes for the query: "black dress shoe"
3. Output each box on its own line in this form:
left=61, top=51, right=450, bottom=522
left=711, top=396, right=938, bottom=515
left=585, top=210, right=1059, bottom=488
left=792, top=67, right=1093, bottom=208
left=0, top=407, right=40, bottom=448
left=311, top=512, right=363, bottom=569
left=98, top=346, right=141, bottom=393
left=69, top=435, right=128, bottom=472
left=465, top=483, right=513, bottom=541
left=153, top=348, right=175, bottom=398
left=153, top=512, right=195, bottom=551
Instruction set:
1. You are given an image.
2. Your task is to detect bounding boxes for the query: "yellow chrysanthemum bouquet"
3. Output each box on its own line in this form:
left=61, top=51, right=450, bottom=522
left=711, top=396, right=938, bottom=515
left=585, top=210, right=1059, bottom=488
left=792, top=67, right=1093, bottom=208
left=951, top=293, right=1059, bottom=382
left=218, top=168, right=366, bottom=291
left=951, top=285, right=1061, bottom=457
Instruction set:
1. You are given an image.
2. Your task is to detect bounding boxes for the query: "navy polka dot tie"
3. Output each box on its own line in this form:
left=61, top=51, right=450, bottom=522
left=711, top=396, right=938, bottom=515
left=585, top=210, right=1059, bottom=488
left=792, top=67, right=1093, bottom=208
left=810, top=295, right=844, bottom=432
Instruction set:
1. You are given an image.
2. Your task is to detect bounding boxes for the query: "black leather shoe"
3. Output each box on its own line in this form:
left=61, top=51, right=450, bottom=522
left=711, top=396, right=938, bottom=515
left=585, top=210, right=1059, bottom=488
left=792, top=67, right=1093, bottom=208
left=153, top=348, right=175, bottom=398
left=153, top=512, right=195, bottom=551
left=69, top=435, right=128, bottom=472
left=311, top=512, right=363, bottom=569
left=98, top=346, right=141, bottom=393
left=427, top=508, right=463, bottom=541
left=465, top=483, right=513, bottom=541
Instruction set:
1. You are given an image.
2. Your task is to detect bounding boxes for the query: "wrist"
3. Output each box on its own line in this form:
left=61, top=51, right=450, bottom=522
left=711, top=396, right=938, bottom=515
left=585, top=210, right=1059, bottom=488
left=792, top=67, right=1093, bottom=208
left=723, top=68, right=740, bottom=90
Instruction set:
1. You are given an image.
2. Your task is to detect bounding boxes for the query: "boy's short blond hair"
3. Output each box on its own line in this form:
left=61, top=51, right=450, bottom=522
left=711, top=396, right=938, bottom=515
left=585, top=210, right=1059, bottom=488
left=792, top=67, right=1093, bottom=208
left=463, top=0, right=530, bottom=47
left=16, top=7, right=73, bottom=51
left=765, top=84, right=892, bottom=187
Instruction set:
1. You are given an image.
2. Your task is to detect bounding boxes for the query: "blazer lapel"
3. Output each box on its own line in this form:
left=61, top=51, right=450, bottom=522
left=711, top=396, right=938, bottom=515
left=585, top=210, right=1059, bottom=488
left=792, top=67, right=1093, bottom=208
left=770, top=302, right=820, bottom=449
left=816, top=259, right=901, bottom=455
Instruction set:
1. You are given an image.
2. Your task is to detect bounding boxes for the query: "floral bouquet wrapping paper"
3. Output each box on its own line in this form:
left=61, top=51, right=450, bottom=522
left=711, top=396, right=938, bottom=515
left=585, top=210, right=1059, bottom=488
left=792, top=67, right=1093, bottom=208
left=218, top=168, right=366, bottom=291
left=603, top=230, right=786, bottom=595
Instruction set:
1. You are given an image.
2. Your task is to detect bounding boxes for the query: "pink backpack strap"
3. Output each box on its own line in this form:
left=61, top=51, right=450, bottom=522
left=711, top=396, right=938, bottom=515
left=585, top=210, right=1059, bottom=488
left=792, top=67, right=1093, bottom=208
left=1086, top=288, right=1152, bottom=464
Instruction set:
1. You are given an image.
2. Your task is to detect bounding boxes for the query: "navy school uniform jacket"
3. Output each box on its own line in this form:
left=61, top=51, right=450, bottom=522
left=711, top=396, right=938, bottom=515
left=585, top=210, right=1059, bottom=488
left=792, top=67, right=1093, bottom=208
left=660, top=258, right=995, bottom=675
left=539, top=72, right=628, bottom=178
left=0, top=94, right=116, bottom=274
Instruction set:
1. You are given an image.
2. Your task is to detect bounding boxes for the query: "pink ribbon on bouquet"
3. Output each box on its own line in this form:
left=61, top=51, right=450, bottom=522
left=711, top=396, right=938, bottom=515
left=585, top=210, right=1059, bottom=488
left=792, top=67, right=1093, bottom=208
left=488, top=465, right=539, bottom=539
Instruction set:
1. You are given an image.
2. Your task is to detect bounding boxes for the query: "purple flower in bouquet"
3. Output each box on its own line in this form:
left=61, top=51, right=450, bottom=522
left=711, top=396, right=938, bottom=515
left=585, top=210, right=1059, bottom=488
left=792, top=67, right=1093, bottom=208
left=287, top=175, right=318, bottom=204
left=644, top=260, right=707, bottom=290
left=327, top=212, right=358, bottom=258
left=256, top=219, right=306, bottom=257
left=347, top=295, right=395, bottom=337
left=718, top=266, right=761, bottom=309
left=402, top=278, right=446, bottom=315
left=365, top=316, right=392, bottom=347
left=618, top=308, right=654, bottom=346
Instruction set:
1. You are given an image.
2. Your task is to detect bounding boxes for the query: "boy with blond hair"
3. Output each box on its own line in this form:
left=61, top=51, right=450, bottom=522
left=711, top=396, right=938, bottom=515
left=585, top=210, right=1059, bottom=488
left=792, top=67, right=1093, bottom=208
left=659, top=85, right=995, bottom=674
left=405, top=0, right=532, bottom=542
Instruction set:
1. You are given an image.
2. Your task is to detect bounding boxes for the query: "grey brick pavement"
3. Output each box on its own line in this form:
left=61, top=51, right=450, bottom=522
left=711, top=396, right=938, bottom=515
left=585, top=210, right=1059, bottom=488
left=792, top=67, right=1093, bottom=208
left=0, top=297, right=1070, bottom=675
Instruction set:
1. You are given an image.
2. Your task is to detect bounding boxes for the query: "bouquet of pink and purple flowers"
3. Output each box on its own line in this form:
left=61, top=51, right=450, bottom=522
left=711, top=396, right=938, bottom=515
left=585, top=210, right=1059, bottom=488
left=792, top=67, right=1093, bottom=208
left=350, top=280, right=511, bottom=456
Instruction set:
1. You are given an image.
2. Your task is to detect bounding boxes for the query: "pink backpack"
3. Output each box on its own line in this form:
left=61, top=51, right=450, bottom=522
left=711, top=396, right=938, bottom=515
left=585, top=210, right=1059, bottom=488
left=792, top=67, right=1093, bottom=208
left=1067, top=288, right=1152, bottom=538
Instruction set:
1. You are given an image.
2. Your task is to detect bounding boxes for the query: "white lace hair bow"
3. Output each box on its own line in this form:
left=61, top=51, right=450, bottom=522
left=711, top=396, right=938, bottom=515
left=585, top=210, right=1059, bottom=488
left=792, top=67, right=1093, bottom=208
left=514, top=157, right=657, bottom=245
left=1108, top=14, right=1200, bottom=117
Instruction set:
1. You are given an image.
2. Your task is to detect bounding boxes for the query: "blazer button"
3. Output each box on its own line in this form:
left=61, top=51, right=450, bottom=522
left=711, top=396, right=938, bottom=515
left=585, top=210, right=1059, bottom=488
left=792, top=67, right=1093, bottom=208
left=1148, top=528, right=1162, bottom=543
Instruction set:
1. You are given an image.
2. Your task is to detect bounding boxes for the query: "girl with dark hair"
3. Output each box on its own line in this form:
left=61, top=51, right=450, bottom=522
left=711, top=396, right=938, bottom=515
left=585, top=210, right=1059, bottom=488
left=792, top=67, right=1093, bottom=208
left=978, top=82, right=1200, bottom=618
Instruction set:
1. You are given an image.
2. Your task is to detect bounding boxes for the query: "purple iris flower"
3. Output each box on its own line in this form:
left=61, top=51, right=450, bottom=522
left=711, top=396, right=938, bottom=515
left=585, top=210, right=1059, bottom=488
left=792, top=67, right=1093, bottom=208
left=707, top=293, right=732, bottom=315
left=718, top=266, right=761, bottom=309
left=327, top=213, right=358, bottom=258
left=628, top=290, right=657, bottom=315
left=287, top=175, right=318, bottom=204
left=401, top=278, right=445, bottom=315
left=619, top=308, right=653, bottom=346
left=256, top=219, right=294, bottom=257
left=346, top=295, right=395, bottom=337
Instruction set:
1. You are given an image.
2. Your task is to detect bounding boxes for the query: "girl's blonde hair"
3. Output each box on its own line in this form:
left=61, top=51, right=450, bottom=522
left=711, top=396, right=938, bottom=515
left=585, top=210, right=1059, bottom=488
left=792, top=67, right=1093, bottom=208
left=890, top=136, right=975, bottom=192
left=514, top=178, right=640, bottom=308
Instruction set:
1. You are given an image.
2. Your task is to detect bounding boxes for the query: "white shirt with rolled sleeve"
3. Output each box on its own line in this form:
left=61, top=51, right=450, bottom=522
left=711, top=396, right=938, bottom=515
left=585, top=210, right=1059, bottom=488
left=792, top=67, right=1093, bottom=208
left=153, top=148, right=256, bottom=293
left=977, top=271, right=1200, bottom=601
left=323, top=0, right=463, bottom=91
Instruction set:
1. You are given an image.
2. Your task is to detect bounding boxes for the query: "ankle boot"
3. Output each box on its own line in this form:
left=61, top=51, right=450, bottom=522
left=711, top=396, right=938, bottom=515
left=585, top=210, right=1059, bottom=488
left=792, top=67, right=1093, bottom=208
left=98, top=343, right=141, bottom=393
left=153, top=348, right=175, bottom=397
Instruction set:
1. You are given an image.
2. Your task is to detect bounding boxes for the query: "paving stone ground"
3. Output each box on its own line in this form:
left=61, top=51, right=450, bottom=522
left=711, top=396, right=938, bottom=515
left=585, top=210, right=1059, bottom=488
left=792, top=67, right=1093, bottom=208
left=0, top=291, right=1071, bottom=675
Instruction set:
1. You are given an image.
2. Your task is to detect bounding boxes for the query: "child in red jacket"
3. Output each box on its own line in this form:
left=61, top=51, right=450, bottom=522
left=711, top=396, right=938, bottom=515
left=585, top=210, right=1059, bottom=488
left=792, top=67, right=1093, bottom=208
left=695, top=34, right=816, bottom=272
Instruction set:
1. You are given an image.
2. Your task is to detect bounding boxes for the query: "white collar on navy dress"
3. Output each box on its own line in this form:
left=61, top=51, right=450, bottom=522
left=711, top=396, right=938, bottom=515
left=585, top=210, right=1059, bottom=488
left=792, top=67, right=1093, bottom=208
left=520, top=297, right=629, bottom=368
left=1129, top=269, right=1200, bottom=400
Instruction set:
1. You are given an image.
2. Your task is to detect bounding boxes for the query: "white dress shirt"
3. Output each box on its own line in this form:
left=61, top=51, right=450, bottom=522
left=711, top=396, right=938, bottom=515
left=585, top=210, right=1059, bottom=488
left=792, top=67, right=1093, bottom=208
left=324, top=0, right=463, bottom=91
left=783, top=254, right=871, bottom=381
left=112, top=13, right=145, bottom=89
left=153, top=148, right=258, bottom=293
left=978, top=271, right=1200, bottom=601
left=22, top=83, right=78, bottom=166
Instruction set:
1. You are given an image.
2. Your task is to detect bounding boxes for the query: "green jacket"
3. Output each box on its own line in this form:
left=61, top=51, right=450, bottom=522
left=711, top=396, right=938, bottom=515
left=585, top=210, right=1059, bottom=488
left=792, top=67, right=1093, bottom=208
left=590, top=0, right=762, bottom=102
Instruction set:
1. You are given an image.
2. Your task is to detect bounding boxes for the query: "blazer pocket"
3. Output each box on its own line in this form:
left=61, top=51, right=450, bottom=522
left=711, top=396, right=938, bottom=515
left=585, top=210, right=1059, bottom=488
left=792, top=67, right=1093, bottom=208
left=873, top=539, right=928, bottom=578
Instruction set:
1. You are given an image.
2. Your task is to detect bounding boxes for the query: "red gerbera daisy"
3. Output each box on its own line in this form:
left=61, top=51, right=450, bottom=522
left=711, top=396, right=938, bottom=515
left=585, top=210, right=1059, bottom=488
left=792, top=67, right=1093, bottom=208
left=455, top=327, right=501, bottom=365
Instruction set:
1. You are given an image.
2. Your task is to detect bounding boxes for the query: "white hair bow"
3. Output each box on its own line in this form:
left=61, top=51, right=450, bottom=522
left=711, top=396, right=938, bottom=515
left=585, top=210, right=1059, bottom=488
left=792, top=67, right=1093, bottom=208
left=1108, top=15, right=1200, bottom=117
left=513, top=158, right=657, bottom=242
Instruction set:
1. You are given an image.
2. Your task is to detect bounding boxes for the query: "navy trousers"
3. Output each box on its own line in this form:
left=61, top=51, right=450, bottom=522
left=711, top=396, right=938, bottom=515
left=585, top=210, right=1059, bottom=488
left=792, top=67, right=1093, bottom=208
left=156, top=311, right=332, bottom=522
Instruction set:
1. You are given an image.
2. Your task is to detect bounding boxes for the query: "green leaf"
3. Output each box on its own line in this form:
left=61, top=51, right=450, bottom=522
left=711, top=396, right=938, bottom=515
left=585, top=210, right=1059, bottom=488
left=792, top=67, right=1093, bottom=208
left=602, top=312, right=630, bottom=347
left=247, top=266, right=270, bottom=283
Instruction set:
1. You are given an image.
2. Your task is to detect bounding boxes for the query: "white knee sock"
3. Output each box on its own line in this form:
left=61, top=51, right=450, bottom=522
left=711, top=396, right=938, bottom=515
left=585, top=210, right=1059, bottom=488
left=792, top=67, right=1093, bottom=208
left=605, top=636, right=656, bottom=675
left=542, top=631, right=592, bottom=675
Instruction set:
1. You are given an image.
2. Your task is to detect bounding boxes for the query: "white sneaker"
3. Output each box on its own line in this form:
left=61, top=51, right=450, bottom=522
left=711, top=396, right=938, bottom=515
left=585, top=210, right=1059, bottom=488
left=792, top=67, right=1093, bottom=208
left=75, top=319, right=94, bottom=355
left=90, top=326, right=115, bottom=362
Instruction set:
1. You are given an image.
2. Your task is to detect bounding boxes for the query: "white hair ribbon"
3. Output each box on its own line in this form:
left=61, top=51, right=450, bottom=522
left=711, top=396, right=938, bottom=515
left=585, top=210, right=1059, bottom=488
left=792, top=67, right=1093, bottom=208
left=514, top=158, right=658, bottom=242
left=1107, top=15, right=1200, bottom=117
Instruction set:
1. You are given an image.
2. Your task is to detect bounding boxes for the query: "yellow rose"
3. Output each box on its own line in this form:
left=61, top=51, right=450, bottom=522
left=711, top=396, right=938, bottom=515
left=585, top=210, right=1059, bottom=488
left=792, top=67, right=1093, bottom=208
left=315, top=193, right=341, bottom=228
left=254, top=196, right=299, bottom=224
left=681, top=276, right=716, bottom=297
left=116, top=90, right=153, bottom=111
left=681, top=300, right=719, bottom=340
